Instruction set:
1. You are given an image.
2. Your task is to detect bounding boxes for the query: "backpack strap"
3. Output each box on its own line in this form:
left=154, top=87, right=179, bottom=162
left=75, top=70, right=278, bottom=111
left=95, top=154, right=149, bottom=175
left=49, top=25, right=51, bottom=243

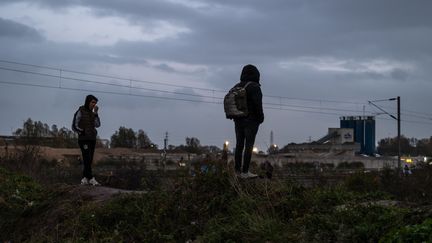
left=243, top=81, right=253, bottom=89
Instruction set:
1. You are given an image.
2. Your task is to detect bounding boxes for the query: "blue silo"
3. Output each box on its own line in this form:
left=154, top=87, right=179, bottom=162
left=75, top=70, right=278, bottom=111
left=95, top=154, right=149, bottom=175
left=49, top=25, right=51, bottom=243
left=340, top=116, right=376, bottom=155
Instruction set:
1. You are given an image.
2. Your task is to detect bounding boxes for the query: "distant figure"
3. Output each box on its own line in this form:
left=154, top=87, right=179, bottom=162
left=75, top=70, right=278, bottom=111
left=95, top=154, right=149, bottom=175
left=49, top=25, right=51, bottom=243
left=403, top=164, right=412, bottom=176
left=178, top=156, right=184, bottom=167
left=72, top=94, right=101, bottom=186
left=228, top=64, right=264, bottom=179
left=4, top=142, right=8, bottom=158
left=260, top=160, right=274, bottom=179
left=222, top=142, right=228, bottom=162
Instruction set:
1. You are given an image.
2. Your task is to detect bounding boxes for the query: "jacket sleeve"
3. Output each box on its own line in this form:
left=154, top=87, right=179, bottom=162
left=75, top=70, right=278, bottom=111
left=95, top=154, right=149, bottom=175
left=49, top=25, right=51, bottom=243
left=72, top=110, right=84, bottom=133
left=94, top=114, right=101, bottom=128
left=250, top=84, right=264, bottom=124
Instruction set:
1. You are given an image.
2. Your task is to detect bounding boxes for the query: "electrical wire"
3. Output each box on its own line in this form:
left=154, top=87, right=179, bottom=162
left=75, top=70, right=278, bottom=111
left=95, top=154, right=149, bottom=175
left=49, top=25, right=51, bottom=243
left=1, top=59, right=432, bottom=126
left=0, top=65, right=373, bottom=114
left=4, top=78, right=432, bottom=126
left=0, top=59, right=370, bottom=105
left=0, top=80, right=219, bottom=104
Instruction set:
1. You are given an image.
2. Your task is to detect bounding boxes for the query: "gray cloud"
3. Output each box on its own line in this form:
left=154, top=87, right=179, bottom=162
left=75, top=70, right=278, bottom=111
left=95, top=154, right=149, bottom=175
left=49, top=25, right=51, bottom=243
left=1, top=0, right=432, bottom=147
left=154, top=63, right=176, bottom=73
left=0, top=18, right=43, bottom=40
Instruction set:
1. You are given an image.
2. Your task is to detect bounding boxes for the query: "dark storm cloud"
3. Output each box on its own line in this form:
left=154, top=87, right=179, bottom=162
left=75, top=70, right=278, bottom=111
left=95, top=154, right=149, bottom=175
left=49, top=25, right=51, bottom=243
left=2, top=0, right=432, bottom=145
left=0, top=18, right=43, bottom=40
left=79, top=0, right=431, bottom=69
left=0, top=38, right=106, bottom=67
left=3, top=0, right=432, bottom=65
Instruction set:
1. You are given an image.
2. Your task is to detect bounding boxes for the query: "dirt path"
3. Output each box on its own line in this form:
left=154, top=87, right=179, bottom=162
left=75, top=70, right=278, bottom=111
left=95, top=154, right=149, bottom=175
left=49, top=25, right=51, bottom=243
left=68, top=185, right=147, bottom=203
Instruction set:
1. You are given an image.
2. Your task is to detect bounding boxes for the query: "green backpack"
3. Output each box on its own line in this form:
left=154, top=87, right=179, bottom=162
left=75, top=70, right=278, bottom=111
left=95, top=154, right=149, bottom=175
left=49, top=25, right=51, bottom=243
left=223, top=82, right=252, bottom=119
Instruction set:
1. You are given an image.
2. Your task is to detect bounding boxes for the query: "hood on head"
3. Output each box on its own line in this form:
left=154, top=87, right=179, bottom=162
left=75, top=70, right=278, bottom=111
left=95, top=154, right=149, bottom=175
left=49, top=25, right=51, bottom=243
left=84, top=94, right=98, bottom=109
left=240, top=64, right=260, bottom=83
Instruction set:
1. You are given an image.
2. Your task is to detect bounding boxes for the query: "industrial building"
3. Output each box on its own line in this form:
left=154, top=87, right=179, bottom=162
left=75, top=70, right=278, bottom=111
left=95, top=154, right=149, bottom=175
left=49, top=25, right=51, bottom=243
left=280, top=115, right=376, bottom=157
left=340, top=116, right=376, bottom=155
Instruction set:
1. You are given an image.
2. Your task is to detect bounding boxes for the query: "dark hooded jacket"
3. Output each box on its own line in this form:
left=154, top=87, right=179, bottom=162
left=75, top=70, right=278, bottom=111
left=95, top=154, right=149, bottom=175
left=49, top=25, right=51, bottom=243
left=72, top=95, right=100, bottom=140
left=234, top=64, right=264, bottom=124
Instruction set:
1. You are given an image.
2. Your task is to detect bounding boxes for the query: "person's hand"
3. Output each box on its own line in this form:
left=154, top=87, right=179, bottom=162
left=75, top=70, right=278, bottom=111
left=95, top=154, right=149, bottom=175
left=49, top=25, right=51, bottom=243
left=93, top=105, right=99, bottom=113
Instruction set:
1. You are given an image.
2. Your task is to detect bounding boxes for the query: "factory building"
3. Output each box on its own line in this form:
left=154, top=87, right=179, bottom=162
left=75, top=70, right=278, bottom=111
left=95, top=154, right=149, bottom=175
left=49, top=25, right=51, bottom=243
left=340, top=116, right=376, bottom=155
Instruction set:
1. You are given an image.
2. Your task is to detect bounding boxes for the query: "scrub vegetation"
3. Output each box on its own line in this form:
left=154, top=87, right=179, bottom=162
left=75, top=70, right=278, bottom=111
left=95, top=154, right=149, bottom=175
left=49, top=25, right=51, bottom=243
left=1, top=147, right=432, bottom=242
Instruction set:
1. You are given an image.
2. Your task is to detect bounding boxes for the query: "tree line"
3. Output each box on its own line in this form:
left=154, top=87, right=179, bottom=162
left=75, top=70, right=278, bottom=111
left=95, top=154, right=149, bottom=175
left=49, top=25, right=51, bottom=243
left=8, top=118, right=222, bottom=154
left=12, top=118, right=78, bottom=148
left=377, top=136, right=432, bottom=156
left=110, top=128, right=222, bottom=154
left=12, top=118, right=430, bottom=156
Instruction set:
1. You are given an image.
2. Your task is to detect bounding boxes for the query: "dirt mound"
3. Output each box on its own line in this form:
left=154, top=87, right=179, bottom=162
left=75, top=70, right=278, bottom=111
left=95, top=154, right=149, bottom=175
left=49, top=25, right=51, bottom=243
left=70, top=184, right=147, bottom=203
left=12, top=184, right=147, bottom=240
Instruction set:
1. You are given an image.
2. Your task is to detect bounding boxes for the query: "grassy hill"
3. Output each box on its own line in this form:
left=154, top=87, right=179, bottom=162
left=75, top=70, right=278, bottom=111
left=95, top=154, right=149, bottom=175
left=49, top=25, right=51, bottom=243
left=1, top=149, right=432, bottom=242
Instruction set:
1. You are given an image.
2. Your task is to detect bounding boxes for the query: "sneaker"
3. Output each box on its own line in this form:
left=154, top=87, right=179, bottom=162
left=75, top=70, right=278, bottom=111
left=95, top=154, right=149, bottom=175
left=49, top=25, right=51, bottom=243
left=80, top=177, right=89, bottom=185
left=235, top=171, right=242, bottom=177
left=88, top=177, right=100, bottom=186
left=240, top=171, right=258, bottom=179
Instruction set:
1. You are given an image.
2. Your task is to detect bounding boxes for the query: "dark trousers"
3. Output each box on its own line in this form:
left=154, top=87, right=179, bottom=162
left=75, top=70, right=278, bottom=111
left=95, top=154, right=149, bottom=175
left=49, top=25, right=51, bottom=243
left=78, top=140, right=96, bottom=179
left=234, top=119, right=260, bottom=173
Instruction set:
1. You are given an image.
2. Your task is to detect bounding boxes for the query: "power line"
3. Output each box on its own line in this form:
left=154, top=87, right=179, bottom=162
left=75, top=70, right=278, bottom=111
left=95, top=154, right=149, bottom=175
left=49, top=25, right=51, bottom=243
left=1, top=59, right=432, bottom=125
left=368, top=100, right=432, bottom=123
left=264, top=101, right=372, bottom=114
left=2, top=78, right=432, bottom=127
left=264, top=94, right=364, bottom=105
left=0, top=59, right=369, bottom=105
left=370, top=103, right=432, bottom=118
left=0, top=66, right=218, bottom=100
left=0, top=66, right=373, bottom=114
left=375, top=116, right=432, bottom=126
left=0, top=79, right=369, bottom=118
left=0, top=80, right=219, bottom=104
left=0, top=59, right=221, bottom=93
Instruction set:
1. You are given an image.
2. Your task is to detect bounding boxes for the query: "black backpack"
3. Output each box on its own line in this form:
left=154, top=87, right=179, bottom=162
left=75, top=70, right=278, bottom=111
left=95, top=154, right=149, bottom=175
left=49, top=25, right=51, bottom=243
left=224, top=82, right=252, bottom=119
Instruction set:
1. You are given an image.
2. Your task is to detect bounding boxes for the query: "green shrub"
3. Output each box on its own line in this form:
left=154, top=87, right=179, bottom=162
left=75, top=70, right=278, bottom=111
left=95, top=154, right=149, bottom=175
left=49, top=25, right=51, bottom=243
left=201, top=196, right=294, bottom=243
left=305, top=186, right=355, bottom=214
left=380, top=218, right=432, bottom=243
left=1, top=157, right=432, bottom=242
left=302, top=204, right=407, bottom=243
left=0, top=167, right=46, bottom=241
left=344, top=172, right=380, bottom=193
left=337, top=161, right=365, bottom=169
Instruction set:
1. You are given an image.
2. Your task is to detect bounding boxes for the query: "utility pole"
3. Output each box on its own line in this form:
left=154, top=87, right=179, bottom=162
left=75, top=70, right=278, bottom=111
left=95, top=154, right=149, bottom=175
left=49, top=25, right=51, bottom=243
left=368, top=96, right=401, bottom=171
left=162, top=132, right=168, bottom=169
left=363, top=105, right=366, bottom=154
left=397, top=96, right=401, bottom=171
left=270, top=130, right=274, bottom=146
left=164, top=132, right=168, bottom=152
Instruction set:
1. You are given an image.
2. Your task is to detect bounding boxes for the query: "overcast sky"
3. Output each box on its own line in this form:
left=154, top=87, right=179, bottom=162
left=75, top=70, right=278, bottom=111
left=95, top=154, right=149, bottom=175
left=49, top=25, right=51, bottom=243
left=1, top=0, right=432, bottom=151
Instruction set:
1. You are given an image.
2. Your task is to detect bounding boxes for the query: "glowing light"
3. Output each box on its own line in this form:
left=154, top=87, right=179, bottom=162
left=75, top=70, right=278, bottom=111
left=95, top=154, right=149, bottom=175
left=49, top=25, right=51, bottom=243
left=252, top=147, right=259, bottom=153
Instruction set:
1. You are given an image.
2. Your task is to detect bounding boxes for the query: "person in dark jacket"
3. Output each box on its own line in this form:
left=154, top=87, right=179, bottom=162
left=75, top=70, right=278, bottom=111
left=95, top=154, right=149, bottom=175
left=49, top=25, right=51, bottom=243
left=72, top=94, right=101, bottom=186
left=233, top=64, right=264, bottom=178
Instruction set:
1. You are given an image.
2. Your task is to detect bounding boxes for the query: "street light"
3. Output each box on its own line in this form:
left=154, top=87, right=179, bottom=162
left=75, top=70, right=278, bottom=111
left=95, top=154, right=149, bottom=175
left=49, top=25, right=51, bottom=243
left=252, top=146, right=259, bottom=154
left=368, top=96, right=401, bottom=170
left=222, top=140, right=230, bottom=162
left=269, top=144, right=279, bottom=155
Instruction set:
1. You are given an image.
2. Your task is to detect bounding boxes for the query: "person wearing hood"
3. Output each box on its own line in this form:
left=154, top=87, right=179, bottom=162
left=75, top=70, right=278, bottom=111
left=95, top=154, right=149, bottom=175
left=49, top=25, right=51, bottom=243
left=233, top=64, right=264, bottom=178
left=72, top=94, right=101, bottom=186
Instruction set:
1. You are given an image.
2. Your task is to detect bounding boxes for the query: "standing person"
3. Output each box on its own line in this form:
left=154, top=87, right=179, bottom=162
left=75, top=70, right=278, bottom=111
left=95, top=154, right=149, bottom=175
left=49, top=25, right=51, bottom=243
left=403, top=164, right=412, bottom=176
left=233, top=64, right=264, bottom=178
left=72, top=94, right=101, bottom=186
